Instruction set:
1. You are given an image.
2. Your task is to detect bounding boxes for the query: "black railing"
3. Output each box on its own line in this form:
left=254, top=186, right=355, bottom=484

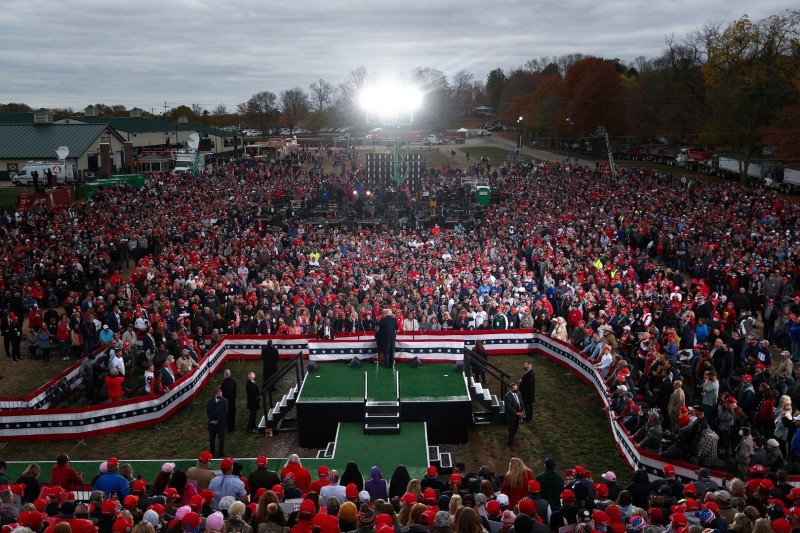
left=261, top=352, right=305, bottom=412
left=464, top=348, right=513, bottom=400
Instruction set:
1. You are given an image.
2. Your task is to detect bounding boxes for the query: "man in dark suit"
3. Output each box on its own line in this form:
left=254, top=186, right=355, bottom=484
left=519, top=362, right=536, bottom=422
left=504, top=383, right=525, bottom=448
left=220, top=369, right=237, bottom=432
left=375, top=308, right=397, bottom=368
left=206, top=386, right=228, bottom=457
left=246, top=372, right=260, bottom=433
left=160, top=361, right=176, bottom=390
left=261, top=340, right=279, bottom=390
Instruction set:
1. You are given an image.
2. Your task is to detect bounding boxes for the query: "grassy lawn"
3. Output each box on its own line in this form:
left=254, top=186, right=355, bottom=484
left=445, top=353, right=630, bottom=484
left=458, top=146, right=535, bottom=165
left=0, top=186, right=21, bottom=211
left=0, top=352, right=630, bottom=483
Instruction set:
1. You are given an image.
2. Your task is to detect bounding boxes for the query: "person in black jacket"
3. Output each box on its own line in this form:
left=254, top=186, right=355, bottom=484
left=246, top=372, right=260, bottom=433
left=206, top=386, right=228, bottom=457
left=375, top=309, right=397, bottom=368
left=519, top=362, right=536, bottom=422
left=261, top=340, right=279, bottom=390
left=220, top=369, right=237, bottom=432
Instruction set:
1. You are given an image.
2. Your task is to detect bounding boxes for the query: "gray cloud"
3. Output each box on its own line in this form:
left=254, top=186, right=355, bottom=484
left=0, top=0, right=794, bottom=110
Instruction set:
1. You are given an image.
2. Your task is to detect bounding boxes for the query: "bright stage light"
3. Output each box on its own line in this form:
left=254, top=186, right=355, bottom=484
left=359, top=81, right=423, bottom=120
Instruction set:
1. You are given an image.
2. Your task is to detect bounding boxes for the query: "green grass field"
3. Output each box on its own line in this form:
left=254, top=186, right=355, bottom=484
left=0, top=187, right=21, bottom=211
left=458, top=146, right=534, bottom=165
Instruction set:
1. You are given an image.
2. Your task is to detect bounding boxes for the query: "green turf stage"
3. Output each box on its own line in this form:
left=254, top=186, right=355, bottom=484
left=2, top=422, right=431, bottom=482
left=298, top=362, right=469, bottom=402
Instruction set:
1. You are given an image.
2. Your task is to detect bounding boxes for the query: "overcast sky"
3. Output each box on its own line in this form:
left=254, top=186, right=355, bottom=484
left=1, top=0, right=794, bottom=112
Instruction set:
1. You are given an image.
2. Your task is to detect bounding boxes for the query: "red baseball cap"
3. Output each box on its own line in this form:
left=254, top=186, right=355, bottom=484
left=220, top=458, right=234, bottom=471
left=256, top=455, right=268, bottom=467
left=318, top=465, right=329, bottom=476
left=181, top=512, right=201, bottom=529
left=427, top=466, right=437, bottom=476
left=132, top=479, right=147, bottom=493
left=663, top=465, right=675, bottom=475
left=199, top=451, right=213, bottom=463
left=112, top=517, right=133, bottom=533
left=102, top=500, right=119, bottom=515
left=123, top=495, right=139, bottom=508
left=518, top=499, right=536, bottom=515
left=528, top=479, right=541, bottom=493
left=670, top=513, right=687, bottom=527
left=449, top=474, right=461, bottom=485
left=486, top=500, right=501, bottom=516
left=107, top=457, right=119, bottom=468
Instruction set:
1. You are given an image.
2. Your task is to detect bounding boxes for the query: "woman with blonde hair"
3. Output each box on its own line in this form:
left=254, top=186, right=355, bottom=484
left=16, top=463, right=41, bottom=503
left=751, top=518, right=770, bottom=533
left=449, top=495, right=462, bottom=520
left=500, top=458, right=531, bottom=509
left=728, top=512, right=753, bottom=533
left=406, top=479, right=422, bottom=501
left=226, top=501, right=252, bottom=533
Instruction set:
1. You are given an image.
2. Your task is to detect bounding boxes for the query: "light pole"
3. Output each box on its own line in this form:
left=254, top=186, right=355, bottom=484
left=517, top=116, right=523, bottom=149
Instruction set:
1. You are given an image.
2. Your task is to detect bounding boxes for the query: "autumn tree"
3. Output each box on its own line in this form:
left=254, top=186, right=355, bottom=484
left=0, top=103, right=33, bottom=112
left=700, top=10, right=800, bottom=182
left=562, top=57, right=628, bottom=137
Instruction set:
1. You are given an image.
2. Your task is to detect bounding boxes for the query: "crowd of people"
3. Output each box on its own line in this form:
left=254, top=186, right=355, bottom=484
left=0, top=146, right=799, bottom=475
left=3, top=452, right=800, bottom=533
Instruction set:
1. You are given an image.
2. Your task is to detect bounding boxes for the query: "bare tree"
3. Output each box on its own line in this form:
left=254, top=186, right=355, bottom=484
left=338, top=66, right=375, bottom=108
left=309, top=78, right=335, bottom=113
left=280, top=88, right=310, bottom=132
left=451, top=69, right=474, bottom=112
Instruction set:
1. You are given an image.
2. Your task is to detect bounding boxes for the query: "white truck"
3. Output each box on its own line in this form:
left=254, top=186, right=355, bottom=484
left=12, top=161, right=77, bottom=186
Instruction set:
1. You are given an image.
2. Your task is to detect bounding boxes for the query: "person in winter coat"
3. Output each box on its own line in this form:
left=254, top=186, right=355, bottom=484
left=623, top=470, right=651, bottom=510
left=281, top=455, right=312, bottom=493
left=364, top=467, right=388, bottom=502
left=735, top=427, right=754, bottom=479
left=550, top=317, right=568, bottom=342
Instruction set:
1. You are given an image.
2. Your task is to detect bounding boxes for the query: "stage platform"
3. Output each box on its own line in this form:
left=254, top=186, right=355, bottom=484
left=296, top=362, right=472, bottom=447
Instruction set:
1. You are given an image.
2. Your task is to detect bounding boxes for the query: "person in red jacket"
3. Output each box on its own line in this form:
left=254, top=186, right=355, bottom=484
left=501, top=457, right=532, bottom=509
left=309, top=465, right=331, bottom=495
left=291, top=499, right=317, bottom=533
left=105, top=369, right=125, bottom=401
left=281, top=455, right=312, bottom=494
left=57, top=316, right=71, bottom=360
left=312, top=498, right=340, bottom=533
left=50, top=454, right=84, bottom=490
left=28, top=304, right=44, bottom=332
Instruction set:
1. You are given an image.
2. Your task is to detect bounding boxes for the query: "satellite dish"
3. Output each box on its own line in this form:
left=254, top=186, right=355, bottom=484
left=186, top=133, right=200, bottom=152
left=56, top=146, right=70, bottom=160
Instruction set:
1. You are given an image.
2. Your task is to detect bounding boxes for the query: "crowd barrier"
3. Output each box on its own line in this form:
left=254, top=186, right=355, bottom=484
left=0, top=329, right=759, bottom=489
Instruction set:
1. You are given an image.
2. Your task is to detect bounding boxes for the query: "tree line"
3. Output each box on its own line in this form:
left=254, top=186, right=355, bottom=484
left=3, top=10, right=797, bottom=179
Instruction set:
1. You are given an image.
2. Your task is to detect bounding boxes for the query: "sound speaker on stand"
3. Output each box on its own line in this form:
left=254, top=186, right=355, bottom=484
left=453, top=361, right=464, bottom=373
left=348, top=357, right=361, bottom=368
left=410, top=356, right=423, bottom=368
left=307, top=362, right=318, bottom=373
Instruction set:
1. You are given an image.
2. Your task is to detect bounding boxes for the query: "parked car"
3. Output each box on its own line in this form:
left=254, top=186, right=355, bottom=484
left=474, top=129, right=492, bottom=137
left=488, top=125, right=504, bottom=132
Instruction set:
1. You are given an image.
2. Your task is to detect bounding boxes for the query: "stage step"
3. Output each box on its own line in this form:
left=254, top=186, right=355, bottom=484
left=365, top=412, right=400, bottom=424
left=316, top=441, right=335, bottom=458
left=364, top=400, right=400, bottom=434
left=364, top=422, right=401, bottom=435
left=365, top=401, right=400, bottom=414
